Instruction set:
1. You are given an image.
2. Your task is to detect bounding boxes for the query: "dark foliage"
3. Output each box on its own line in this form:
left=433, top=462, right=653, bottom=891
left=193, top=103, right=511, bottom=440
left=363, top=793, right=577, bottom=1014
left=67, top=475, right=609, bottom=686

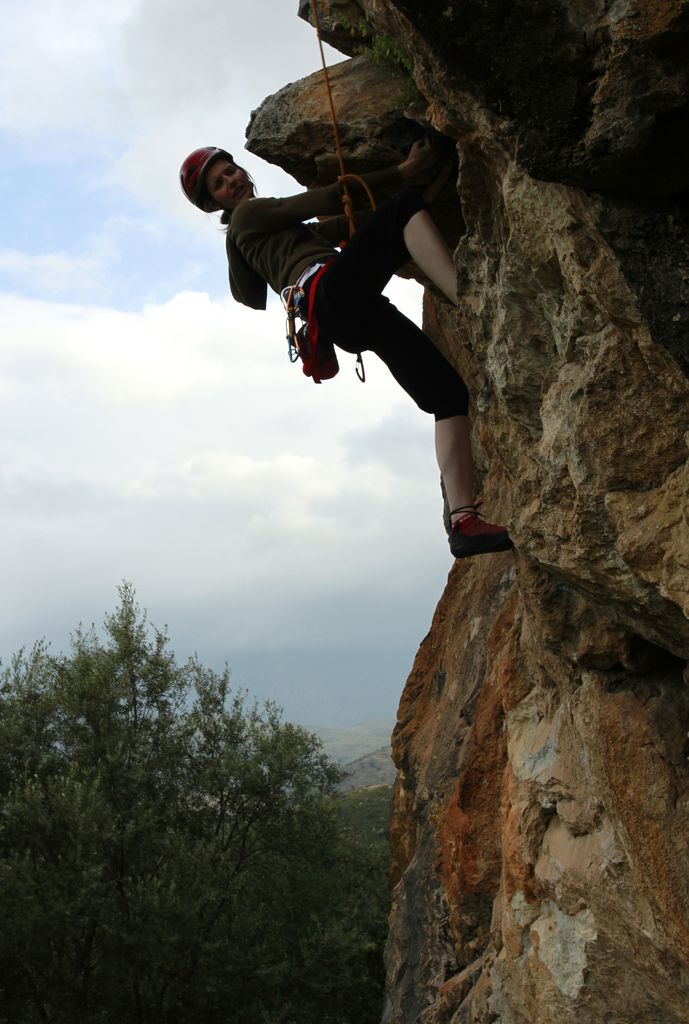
left=0, top=585, right=388, bottom=1024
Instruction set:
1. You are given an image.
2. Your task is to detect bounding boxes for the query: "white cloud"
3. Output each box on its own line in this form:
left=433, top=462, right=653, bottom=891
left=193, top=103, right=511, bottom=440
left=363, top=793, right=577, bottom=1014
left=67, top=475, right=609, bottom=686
left=0, top=275, right=424, bottom=409
left=1, top=290, right=255, bottom=403
left=0, top=248, right=104, bottom=297
left=0, top=213, right=175, bottom=303
left=0, top=233, right=119, bottom=298
left=0, top=281, right=450, bottom=667
left=0, top=0, right=136, bottom=133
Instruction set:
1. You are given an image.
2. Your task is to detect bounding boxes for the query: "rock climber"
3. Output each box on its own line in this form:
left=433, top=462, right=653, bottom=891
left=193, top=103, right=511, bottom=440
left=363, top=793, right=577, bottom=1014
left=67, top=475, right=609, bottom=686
left=179, top=139, right=513, bottom=559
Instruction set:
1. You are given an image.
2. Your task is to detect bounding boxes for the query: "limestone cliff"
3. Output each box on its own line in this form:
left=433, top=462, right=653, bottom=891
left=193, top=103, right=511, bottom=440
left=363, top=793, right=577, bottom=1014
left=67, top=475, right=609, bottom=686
left=248, top=3, right=689, bottom=1021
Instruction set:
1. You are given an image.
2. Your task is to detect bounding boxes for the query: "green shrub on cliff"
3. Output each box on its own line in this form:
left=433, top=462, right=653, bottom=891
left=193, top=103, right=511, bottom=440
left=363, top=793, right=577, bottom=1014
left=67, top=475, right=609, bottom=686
left=0, top=585, right=387, bottom=1024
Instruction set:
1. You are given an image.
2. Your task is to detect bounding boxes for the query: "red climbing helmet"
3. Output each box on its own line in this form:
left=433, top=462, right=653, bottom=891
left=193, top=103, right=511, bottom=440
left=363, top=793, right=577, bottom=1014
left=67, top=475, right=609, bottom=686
left=179, top=147, right=233, bottom=209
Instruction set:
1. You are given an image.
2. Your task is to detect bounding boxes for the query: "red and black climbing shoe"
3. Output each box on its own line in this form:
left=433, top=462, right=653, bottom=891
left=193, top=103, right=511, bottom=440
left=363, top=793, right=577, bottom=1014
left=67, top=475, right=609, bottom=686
left=449, top=504, right=514, bottom=559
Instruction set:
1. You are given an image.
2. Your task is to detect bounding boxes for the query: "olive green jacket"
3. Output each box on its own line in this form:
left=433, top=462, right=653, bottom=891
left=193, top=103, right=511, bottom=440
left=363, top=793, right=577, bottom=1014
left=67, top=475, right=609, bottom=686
left=225, top=166, right=403, bottom=310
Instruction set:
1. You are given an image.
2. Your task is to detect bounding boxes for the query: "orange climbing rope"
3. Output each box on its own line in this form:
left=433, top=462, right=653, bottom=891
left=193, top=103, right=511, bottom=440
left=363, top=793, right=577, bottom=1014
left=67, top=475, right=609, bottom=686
left=283, top=2, right=375, bottom=384
left=310, top=0, right=376, bottom=237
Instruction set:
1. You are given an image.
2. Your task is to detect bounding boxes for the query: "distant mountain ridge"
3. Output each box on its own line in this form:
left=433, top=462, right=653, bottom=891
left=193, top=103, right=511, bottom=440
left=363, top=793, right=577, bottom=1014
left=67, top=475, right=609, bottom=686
left=337, top=746, right=396, bottom=792
left=315, top=720, right=394, bottom=765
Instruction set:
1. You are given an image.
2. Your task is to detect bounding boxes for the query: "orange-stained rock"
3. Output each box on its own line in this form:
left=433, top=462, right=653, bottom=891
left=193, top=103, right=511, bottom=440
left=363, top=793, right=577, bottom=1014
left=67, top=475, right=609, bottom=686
left=438, top=601, right=511, bottom=908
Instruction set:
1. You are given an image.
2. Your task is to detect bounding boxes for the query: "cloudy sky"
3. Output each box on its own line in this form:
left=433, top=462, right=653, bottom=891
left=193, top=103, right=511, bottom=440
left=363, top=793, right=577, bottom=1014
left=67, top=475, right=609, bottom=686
left=0, top=0, right=453, bottom=728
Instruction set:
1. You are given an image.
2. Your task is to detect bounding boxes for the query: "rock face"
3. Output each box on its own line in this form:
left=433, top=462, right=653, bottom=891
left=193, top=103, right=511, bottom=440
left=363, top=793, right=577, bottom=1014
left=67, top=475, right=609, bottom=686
left=249, top=3, right=689, bottom=1021
left=247, top=56, right=416, bottom=186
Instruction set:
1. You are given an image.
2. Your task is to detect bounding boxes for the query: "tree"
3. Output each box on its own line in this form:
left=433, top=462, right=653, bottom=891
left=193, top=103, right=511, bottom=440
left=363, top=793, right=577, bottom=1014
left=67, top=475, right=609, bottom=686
left=0, top=585, right=388, bottom=1024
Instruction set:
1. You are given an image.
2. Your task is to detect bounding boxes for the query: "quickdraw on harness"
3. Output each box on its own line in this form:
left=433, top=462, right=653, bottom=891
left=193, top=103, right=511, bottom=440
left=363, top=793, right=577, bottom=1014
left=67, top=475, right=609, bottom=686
left=280, top=0, right=377, bottom=385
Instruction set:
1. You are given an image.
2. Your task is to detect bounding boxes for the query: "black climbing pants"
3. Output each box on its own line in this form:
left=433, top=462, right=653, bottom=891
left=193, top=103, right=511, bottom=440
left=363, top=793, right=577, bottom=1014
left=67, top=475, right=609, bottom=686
left=311, top=188, right=469, bottom=420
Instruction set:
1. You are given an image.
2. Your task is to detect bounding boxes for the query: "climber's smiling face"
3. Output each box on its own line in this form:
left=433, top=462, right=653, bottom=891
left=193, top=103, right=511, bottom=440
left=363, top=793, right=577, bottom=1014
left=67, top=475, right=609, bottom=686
left=205, top=158, right=253, bottom=211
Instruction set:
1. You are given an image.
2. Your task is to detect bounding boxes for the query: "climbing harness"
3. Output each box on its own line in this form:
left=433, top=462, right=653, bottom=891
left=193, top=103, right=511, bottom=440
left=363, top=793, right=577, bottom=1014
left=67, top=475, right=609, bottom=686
left=280, top=0, right=378, bottom=384
left=281, top=262, right=340, bottom=384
